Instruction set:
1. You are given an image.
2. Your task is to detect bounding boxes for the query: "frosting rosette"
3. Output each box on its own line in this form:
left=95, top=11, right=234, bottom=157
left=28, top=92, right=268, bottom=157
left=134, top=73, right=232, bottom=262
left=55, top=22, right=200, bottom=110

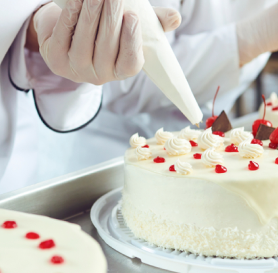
left=174, top=159, right=192, bottom=175
left=230, top=127, right=253, bottom=145
left=135, top=146, right=152, bottom=160
left=270, top=92, right=278, bottom=106
left=198, top=128, right=224, bottom=150
left=201, top=147, right=223, bottom=167
left=165, top=137, right=191, bottom=156
left=178, top=126, right=201, bottom=141
left=129, top=133, right=147, bottom=148
left=239, top=140, right=264, bottom=159
left=155, top=128, right=174, bottom=145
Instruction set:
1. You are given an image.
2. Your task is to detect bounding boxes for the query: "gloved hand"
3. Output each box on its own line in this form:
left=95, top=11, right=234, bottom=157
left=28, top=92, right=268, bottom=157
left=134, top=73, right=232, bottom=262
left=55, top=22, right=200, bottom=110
left=32, top=0, right=181, bottom=85
left=237, top=3, right=278, bottom=66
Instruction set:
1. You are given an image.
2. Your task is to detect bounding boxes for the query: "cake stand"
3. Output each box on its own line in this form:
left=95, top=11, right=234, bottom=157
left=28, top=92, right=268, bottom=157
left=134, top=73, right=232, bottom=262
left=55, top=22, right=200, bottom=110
left=91, top=187, right=278, bottom=273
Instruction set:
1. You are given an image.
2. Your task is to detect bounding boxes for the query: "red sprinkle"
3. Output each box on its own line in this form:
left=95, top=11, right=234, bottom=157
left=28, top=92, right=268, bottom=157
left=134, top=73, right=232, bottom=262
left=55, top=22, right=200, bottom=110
left=153, top=156, right=165, bottom=163
left=225, top=144, right=239, bottom=153
left=213, top=131, right=225, bottom=137
left=39, top=239, right=55, bottom=249
left=2, top=221, right=17, bottom=229
left=169, top=165, right=176, bottom=172
left=142, top=145, right=149, bottom=148
left=189, top=140, right=198, bottom=147
left=272, top=106, right=278, bottom=111
left=275, top=158, right=278, bottom=165
left=26, top=232, right=40, bottom=240
left=267, top=102, right=273, bottom=106
left=215, top=165, right=227, bottom=173
left=248, top=161, right=259, bottom=171
left=51, top=256, right=64, bottom=264
left=251, top=139, right=263, bottom=146
left=193, top=153, right=202, bottom=159
left=269, top=143, right=278, bottom=149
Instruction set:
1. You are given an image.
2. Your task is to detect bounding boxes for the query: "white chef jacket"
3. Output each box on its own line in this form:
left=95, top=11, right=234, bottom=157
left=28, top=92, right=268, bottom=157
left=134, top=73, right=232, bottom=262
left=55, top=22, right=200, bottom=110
left=0, top=1, right=102, bottom=194
left=42, top=0, right=276, bottom=178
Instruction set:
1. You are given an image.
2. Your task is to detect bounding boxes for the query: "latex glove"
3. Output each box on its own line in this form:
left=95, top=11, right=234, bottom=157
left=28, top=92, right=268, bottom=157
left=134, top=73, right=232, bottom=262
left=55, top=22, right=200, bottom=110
left=237, top=4, right=278, bottom=66
left=33, top=1, right=181, bottom=85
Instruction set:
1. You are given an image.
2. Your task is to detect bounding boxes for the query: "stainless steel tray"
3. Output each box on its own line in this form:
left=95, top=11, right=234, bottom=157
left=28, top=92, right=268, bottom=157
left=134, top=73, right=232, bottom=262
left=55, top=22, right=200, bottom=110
left=0, top=157, right=169, bottom=273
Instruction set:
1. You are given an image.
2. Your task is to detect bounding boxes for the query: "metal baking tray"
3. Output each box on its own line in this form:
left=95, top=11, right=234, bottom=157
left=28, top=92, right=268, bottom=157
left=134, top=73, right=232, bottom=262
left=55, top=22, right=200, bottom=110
left=0, top=157, right=170, bottom=273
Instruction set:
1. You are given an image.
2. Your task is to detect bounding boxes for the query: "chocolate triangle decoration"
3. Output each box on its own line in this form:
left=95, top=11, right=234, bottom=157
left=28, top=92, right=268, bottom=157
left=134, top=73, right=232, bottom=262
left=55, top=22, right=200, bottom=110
left=255, top=124, right=276, bottom=140
left=212, top=111, right=232, bottom=133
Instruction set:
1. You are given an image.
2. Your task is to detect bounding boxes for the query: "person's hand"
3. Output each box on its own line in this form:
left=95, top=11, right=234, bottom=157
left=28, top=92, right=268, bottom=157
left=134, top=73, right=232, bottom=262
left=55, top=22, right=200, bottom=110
left=29, top=1, right=181, bottom=85
left=237, top=3, right=278, bottom=66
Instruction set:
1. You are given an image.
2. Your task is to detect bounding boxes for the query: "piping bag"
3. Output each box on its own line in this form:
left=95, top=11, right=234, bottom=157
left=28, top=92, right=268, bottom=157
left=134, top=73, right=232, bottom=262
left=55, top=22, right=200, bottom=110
left=53, top=0, right=203, bottom=126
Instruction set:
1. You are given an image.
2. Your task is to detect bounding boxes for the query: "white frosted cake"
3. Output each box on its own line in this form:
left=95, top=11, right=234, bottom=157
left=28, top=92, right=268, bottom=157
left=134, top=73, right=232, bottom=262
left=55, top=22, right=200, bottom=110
left=259, top=92, right=278, bottom=128
left=0, top=209, right=107, bottom=273
left=122, top=127, right=278, bottom=259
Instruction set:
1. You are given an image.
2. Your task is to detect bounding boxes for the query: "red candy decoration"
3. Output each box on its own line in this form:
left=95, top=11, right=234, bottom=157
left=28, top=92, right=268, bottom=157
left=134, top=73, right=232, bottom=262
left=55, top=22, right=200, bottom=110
left=193, top=153, right=202, bottom=159
left=2, top=221, right=17, bottom=229
left=252, top=95, right=272, bottom=137
left=39, top=239, right=55, bottom=249
left=206, top=86, right=220, bottom=129
left=269, top=142, right=278, bottom=149
left=215, top=165, right=227, bottom=173
left=213, top=131, right=225, bottom=137
left=275, top=158, right=278, bottom=165
left=189, top=140, right=198, bottom=147
left=267, top=102, right=273, bottom=106
left=248, top=161, right=259, bottom=171
left=142, top=145, right=149, bottom=148
left=169, top=165, right=176, bottom=172
left=251, top=139, right=263, bottom=146
left=51, top=256, right=64, bottom=264
left=273, top=106, right=278, bottom=111
left=26, top=232, right=40, bottom=240
left=225, top=144, right=239, bottom=153
left=153, top=156, right=165, bottom=163
left=270, top=128, right=278, bottom=144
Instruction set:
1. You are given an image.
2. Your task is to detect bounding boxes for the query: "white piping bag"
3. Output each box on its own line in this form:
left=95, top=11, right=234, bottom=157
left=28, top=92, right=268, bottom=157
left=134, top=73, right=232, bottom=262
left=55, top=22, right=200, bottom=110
left=53, top=0, right=203, bottom=125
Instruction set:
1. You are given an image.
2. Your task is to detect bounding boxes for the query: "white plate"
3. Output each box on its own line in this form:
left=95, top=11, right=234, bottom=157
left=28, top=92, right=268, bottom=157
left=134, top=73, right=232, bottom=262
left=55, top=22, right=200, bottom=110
left=91, top=187, right=278, bottom=273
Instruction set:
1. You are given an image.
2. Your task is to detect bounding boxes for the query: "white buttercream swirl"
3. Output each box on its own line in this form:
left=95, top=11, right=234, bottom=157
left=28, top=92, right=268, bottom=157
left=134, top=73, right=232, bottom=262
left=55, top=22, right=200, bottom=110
left=178, top=126, right=201, bottom=141
left=174, top=159, right=192, bottom=175
left=165, top=137, right=191, bottom=156
left=129, top=133, right=147, bottom=148
left=198, top=128, right=224, bottom=150
left=135, top=146, right=151, bottom=160
left=270, top=92, right=278, bottom=106
left=201, top=147, right=223, bottom=167
left=230, top=127, right=253, bottom=145
left=155, top=128, right=174, bottom=145
left=239, top=140, right=264, bottom=159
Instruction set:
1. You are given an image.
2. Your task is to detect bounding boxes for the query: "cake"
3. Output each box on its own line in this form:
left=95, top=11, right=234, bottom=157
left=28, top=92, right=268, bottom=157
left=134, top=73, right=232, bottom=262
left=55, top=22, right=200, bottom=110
left=122, top=127, right=278, bottom=259
left=259, top=92, right=278, bottom=128
left=0, top=208, right=107, bottom=272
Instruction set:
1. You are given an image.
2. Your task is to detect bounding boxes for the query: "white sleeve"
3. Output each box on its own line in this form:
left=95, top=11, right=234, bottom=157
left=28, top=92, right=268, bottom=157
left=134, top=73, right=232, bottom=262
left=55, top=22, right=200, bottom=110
left=9, top=16, right=102, bottom=133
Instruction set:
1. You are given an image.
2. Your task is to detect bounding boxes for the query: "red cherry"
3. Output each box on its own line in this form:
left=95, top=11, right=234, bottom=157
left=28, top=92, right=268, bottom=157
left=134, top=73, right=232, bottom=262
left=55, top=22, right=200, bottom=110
left=39, top=239, right=55, bottom=249
left=142, top=145, right=149, bottom=148
left=51, top=256, right=64, bottom=264
left=275, top=158, right=278, bottom=164
left=193, top=153, right=202, bottom=159
left=270, top=128, right=278, bottom=144
left=169, top=165, right=176, bottom=172
left=153, top=156, right=165, bottom=163
left=215, top=165, right=227, bottom=173
left=206, top=86, right=220, bottom=129
left=269, top=142, right=278, bottom=149
left=26, top=232, right=40, bottom=240
left=213, top=131, right=225, bottom=137
left=248, top=161, right=259, bottom=171
left=273, top=106, right=278, bottom=111
left=267, top=102, right=273, bottom=106
left=251, top=139, right=263, bottom=146
left=163, top=147, right=166, bottom=150
left=252, top=95, right=273, bottom=137
left=2, top=221, right=17, bottom=229
left=189, top=140, right=198, bottom=147
left=225, top=144, right=239, bottom=153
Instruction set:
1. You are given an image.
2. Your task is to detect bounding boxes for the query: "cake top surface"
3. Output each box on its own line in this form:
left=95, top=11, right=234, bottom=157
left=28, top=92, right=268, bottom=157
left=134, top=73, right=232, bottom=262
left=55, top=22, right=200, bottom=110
left=125, top=127, right=278, bottom=225
left=0, top=208, right=107, bottom=273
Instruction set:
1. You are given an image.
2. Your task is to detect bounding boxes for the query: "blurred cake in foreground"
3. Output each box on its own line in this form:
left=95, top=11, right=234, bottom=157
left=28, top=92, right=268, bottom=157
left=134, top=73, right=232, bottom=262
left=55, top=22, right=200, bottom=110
left=259, top=92, right=278, bottom=128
